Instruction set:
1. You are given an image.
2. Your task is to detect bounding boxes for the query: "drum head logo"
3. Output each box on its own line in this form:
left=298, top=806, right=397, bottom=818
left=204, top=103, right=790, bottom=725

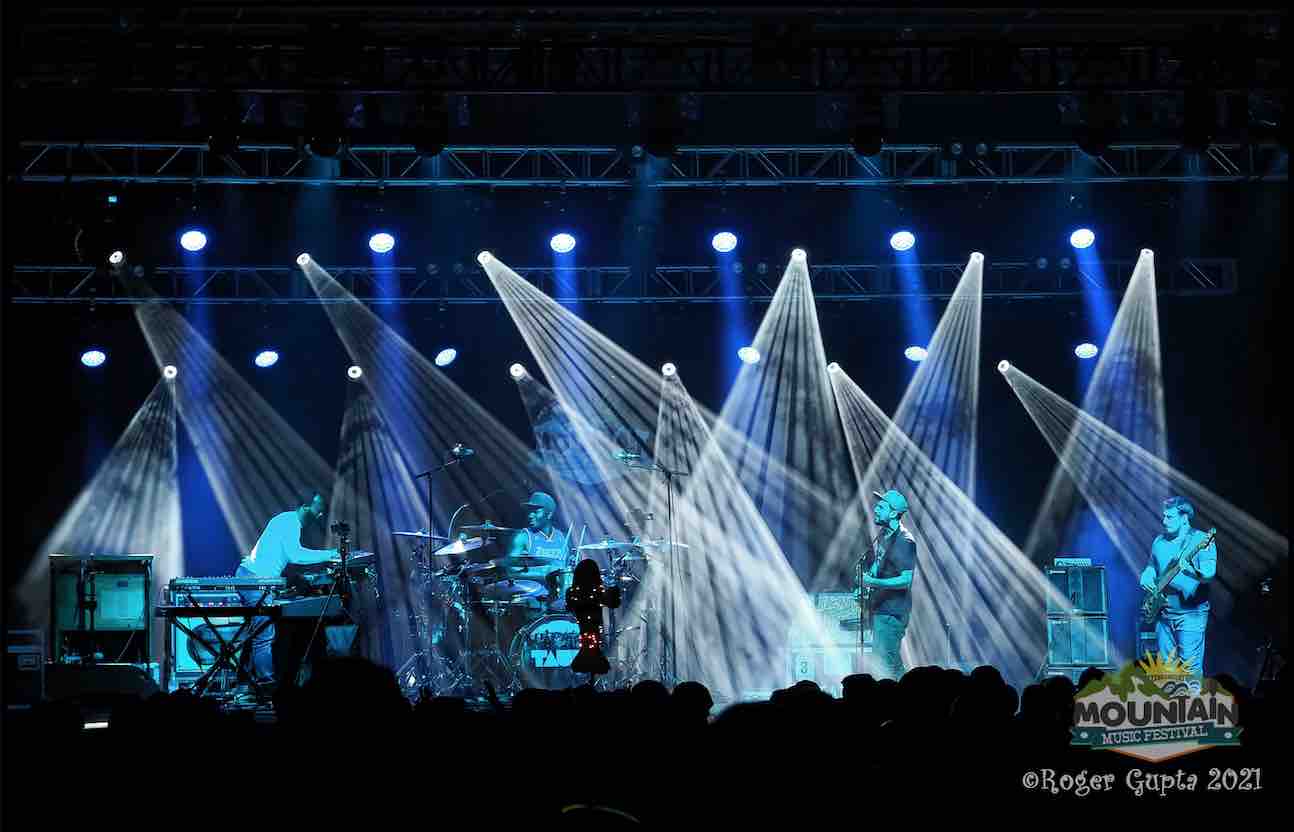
left=1071, top=653, right=1242, bottom=762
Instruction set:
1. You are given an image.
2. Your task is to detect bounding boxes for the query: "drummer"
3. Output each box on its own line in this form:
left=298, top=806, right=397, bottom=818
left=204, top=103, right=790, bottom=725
left=497, top=491, right=570, bottom=598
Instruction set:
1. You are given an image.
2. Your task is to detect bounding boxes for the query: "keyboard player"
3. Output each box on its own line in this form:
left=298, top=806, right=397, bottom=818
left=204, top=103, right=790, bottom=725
left=235, top=492, right=339, bottom=690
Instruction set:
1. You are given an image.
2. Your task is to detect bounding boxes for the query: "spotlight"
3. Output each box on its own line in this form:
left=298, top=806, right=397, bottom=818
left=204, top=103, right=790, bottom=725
left=477, top=251, right=493, bottom=266
left=550, top=233, right=576, bottom=254
left=997, top=360, right=1011, bottom=374
left=108, top=250, right=125, bottom=266
left=974, top=141, right=990, bottom=157
left=661, top=362, right=677, bottom=378
left=904, top=346, right=928, bottom=362
left=131, top=265, right=145, bottom=278
left=1074, top=343, right=1100, bottom=360
left=162, top=365, right=178, bottom=380
left=434, top=348, right=458, bottom=367
left=970, top=252, right=984, bottom=263
left=1059, top=257, right=1073, bottom=270
left=737, top=347, right=760, bottom=365
left=509, top=363, right=527, bottom=380
left=791, top=248, right=807, bottom=262
left=254, top=350, right=279, bottom=368
left=1035, top=257, right=1050, bottom=270
left=1069, top=228, right=1095, bottom=249
left=347, top=366, right=363, bottom=380
left=889, top=231, right=916, bottom=252
left=369, top=232, right=396, bottom=254
left=827, top=362, right=840, bottom=372
left=732, top=262, right=744, bottom=275
left=296, top=253, right=311, bottom=267
left=711, top=232, right=738, bottom=253
left=756, top=262, right=769, bottom=275
left=1141, top=248, right=1153, bottom=258
left=179, top=229, right=208, bottom=252
left=80, top=349, right=107, bottom=368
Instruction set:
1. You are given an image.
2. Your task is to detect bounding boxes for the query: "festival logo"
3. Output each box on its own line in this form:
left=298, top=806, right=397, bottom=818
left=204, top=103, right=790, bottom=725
left=1071, top=652, right=1242, bottom=762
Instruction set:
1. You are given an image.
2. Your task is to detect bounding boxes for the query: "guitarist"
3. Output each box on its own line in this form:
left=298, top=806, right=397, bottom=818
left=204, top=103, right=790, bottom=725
left=1138, top=497, right=1218, bottom=674
left=856, top=489, right=918, bottom=681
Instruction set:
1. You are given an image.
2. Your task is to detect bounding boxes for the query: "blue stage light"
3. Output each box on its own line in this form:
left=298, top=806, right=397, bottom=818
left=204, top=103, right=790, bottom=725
left=890, top=231, right=916, bottom=252
left=550, top=233, right=576, bottom=254
left=434, top=348, right=458, bottom=367
left=1075, top=343, right=1100, bottom=359
left=737, top=346, right=760, bottom=365
left=712, top=232, right=738, bottom=253
left=254, top=350, right=279, bottom=368
left=81, top=349, right=107, bottom=368
left=347, top=366, right=363, bottom=380
left=904, top=346, right=928, bottom=362
left=369, top=232, right=395, bottom=254
left=180, top=229, right=208, bottom=252
left=1069, top=228, right=1096, bottom=249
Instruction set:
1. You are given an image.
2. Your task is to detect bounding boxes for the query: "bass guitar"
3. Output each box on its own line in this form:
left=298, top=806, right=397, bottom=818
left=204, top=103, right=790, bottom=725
left=1140, top=527, right=1216, bottom=624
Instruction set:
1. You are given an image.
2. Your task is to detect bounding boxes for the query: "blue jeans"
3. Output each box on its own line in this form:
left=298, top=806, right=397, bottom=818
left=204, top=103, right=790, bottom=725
left=872, top=613, right=908, bottom=681
left=1156, top=606, right=1208, bottom=675
left=235, top=566, right=275, bottom=683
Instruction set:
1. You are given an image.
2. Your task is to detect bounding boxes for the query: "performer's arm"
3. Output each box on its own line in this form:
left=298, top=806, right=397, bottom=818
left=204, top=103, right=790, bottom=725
left=288, top=542, right=338, bottom=565
left=863, top=570, right=913, bottom=590
left=1181, top=536, right=1217, bottom=582
left=1139, top=542, right=1159, bottom=591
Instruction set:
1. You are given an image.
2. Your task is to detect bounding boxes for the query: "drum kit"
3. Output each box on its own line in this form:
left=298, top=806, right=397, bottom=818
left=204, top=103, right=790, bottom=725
left=391, top=521, right=669, bottom=698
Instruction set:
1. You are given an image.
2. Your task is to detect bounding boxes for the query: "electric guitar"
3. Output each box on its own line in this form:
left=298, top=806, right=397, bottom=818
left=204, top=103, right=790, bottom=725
left=1140, top=527, right=1216, bottom=624
left=855, top=530, right=891, bottom=630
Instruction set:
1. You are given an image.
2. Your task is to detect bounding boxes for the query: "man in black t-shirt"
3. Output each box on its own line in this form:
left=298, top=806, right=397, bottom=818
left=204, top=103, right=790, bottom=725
left=856, top=488, right=918, bottom=680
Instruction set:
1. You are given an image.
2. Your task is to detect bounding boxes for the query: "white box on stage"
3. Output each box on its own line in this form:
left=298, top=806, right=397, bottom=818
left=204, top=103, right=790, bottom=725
left=788, top=646, right=859, bottom=697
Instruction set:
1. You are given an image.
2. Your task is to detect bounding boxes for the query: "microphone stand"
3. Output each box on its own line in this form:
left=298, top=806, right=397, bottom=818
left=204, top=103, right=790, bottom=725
left=411, top=452, right=467, bottom=690
left=620, top=456, right=688, bottom=687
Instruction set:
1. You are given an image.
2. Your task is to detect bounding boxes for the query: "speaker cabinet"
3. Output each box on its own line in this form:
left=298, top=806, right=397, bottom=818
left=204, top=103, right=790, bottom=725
left=1045, top=566, right=1108, bottom=616
left=1046, top=616, right=1110, bottom=666
left=49, top=555, right=153, bottom=665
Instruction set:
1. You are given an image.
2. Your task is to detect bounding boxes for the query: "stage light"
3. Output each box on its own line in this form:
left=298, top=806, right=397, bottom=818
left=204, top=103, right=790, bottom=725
left=550, top=233, right=576, bottom=254
left=254, top=350, right=279, bottom=368
left=971, top=251, right=984, bottom=262
left=737, top=346, right=761, bottom=365
left=827, top=362, right=840, bottom=372
left=106, top=195, right=118, bottom=205
left=179, top=229, right=208, bottom=252
left=369, top=232, right=395, bottom=254
left=1141, top=248, right=1154, bottom=258
left=661, top=362, right=677, bottom=378
left=434, top=348, right=458, bottom=367
left=509, top=363, right=527, bottom=380
left=347, top=365, right=363, bottom=380
left=80, top=349, right=107, bottom=368
left=296, top=253, right=311, bottom=267
left=997, top=360, right=1011, bottom=373
left=1058, top=257, right=1073, bottom=270
left=108, top=250, right=125, bottom=266
left=712, top=232, right=738, bottom=253
left=889, top=231, right=916, bottom=252
left=791, top=248, right=806, bottom=262
left=1074, top=343, right=1100, bottom=360
left=477, top=251, right=493, bottom=266
left=904, top=346, right=928, bottom=362
left=1069, top=228, right=1096, bottom=249
left=162, top=365, right=178, bottom=380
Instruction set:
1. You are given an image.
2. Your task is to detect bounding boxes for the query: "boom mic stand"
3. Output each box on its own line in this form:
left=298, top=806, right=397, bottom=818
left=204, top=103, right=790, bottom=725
left=618, top=454, right=688, bottom=687
left=410, top=451, right=470, bottom=688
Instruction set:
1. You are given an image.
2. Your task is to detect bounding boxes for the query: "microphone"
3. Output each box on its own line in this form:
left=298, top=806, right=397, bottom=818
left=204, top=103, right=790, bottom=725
left=614, top=449, right=641, bottom=463
left=451, top=444, right=476, bottom=458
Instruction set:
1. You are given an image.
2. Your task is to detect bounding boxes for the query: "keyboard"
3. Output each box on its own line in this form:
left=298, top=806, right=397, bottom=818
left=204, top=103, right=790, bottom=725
left=156, top=596, right=345, bottom=620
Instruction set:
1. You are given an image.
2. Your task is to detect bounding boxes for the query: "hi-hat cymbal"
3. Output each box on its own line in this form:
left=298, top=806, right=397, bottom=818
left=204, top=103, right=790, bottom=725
left=639, top=538, right=689, bottom=550
left=460, top=522, right=518, bottom=532
left=577, top=539, right=641, bottom=551
left=394, top=531, right=450, bottom=541
left=433, top=537, right=484, bottom=556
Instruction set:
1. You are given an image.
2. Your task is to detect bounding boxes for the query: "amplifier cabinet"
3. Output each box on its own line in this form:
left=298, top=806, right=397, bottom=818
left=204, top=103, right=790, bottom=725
left=5, top=629, right=45, bottom=710
left=1045, top=566, right=1108, bottom=617
left=1046, top=616, right=1111, bottom=667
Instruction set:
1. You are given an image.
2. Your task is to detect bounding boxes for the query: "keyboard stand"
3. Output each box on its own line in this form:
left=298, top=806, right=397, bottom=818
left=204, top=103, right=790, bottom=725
left=172, top=590, right=279, bottom=701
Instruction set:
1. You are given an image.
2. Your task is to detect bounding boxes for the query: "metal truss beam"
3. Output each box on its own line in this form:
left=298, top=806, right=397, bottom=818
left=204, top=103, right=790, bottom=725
left=13, top=142, right=1288, bottom=188
left=12, top=38, right=1284, bottom=95
left=8, top=258, right=1239, bottom=306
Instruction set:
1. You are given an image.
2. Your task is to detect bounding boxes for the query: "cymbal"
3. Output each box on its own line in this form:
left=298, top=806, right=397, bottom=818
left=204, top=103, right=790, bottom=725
left=578, top=539, right=641, bottom=551
left=493, top=556, right=562, bottom=568
left=433, top=537, right=484, bottom=556
left=640, top=538, right=689, bottom=550
left=327, top=551, right=376, bottom=566
left=460, top=522, right=518, bottom=532
left=393, top=531, right=450, bottom=541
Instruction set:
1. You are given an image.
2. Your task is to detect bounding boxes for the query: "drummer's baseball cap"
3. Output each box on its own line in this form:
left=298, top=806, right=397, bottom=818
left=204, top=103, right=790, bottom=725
left=522, top=491, right=557, bottom=512
left=872, top=488, right=909, bottom=514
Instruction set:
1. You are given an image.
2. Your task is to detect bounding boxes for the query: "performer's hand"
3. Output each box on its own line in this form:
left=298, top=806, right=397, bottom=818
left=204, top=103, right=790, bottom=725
left=861, top=574, right=880, bottom=588
left=1177, top=551, right=1195, bottom=577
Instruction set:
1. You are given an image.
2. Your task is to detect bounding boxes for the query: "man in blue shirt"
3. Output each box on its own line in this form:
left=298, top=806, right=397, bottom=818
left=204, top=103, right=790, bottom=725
left=857, top=489, right=918, bottom=681
left=1139, top=496, right=1218, bottom=675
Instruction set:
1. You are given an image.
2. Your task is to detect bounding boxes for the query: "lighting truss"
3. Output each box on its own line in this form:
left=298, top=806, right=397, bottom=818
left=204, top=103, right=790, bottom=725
left=13, top=142, right=1288, bottom=188
left=9, top=258, right=1239, bottom=305
left=12, top=34, right=1283, bottom=95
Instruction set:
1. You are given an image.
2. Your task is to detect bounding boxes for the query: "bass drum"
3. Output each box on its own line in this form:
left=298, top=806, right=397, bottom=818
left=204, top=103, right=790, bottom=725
left=509, top=613, right=581, bottom=690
